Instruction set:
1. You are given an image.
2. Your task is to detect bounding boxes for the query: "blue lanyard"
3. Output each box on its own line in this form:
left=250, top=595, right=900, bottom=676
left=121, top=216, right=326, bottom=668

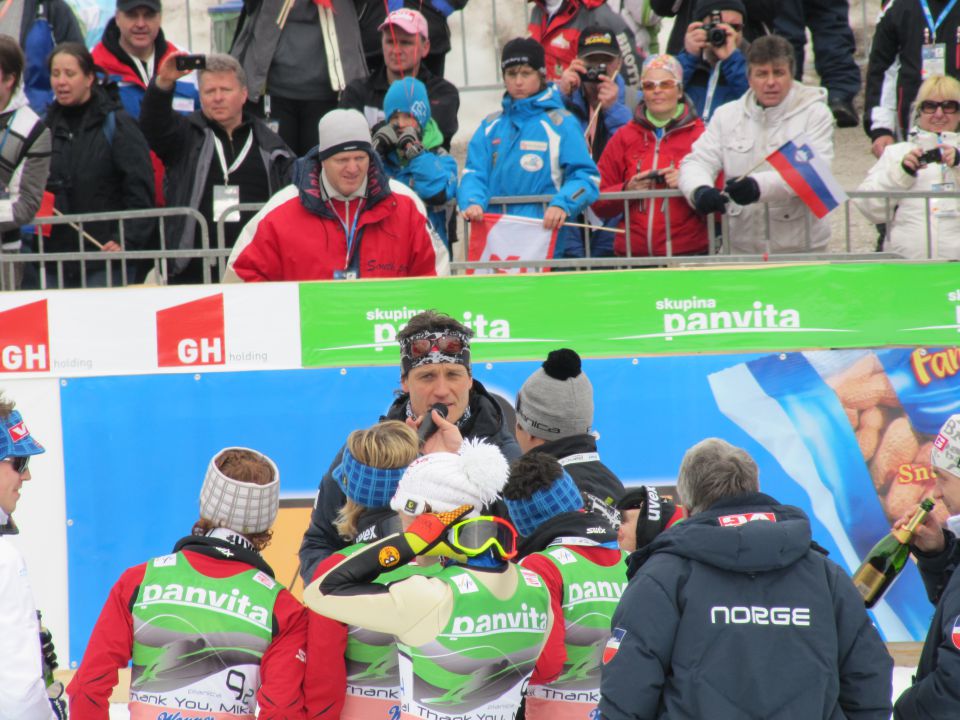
left=920, top=0, right=959, bottom=40
left=336, top=198, right=364, bottom=269
left=0, top=109, right=18, bottom=158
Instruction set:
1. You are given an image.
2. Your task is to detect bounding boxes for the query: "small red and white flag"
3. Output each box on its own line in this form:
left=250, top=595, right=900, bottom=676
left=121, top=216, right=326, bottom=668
left=603, top=627, right=627, bottom=664
left=467, top=213, right=558, bottom=275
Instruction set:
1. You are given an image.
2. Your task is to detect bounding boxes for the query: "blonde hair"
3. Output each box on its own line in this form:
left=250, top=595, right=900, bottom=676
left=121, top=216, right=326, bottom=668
left=913, top=75, right=960, bottom=123
left=334, top=421, right=418, bottom=540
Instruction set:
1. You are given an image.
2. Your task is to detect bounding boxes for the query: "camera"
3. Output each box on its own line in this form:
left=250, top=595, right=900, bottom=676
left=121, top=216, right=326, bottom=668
left=702, top=11, right=728, bottom=48
left=175, top=54, right=206, bottom=71
left=918, top=148, right=943, bottom=166
left=578, top=63, right=608, bottom=83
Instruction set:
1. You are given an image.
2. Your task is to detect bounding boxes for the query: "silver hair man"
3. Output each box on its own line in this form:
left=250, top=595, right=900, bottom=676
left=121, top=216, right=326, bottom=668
left=676, top=438, right=759, bottom=516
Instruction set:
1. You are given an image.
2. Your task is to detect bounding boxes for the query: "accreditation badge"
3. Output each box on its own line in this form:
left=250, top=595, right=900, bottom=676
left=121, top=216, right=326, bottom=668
left=213, top=185, right=241, bottom=223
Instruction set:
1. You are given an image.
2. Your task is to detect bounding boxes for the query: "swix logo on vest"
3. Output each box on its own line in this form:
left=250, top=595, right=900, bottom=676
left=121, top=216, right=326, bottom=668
left=0, top=300, right=50, bottom=372
left=718, top=512, right=777, bottom=527
left=156, top=295, right=226, bottom=368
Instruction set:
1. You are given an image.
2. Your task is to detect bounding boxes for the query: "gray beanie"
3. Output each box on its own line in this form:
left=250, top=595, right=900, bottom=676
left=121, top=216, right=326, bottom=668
left=199, top=447, right=280, bottom=534
left=317, top=109, right=373, bottom=161
left=516, top=349, right=594, bottom=440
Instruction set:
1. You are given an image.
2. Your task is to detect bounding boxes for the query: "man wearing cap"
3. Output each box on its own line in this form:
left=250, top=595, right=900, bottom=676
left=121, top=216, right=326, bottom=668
left=0, top=394, right=65, bottom=720
left=600, top=437, right=893, bottom=720
left=67, top=447, right=307, bottom=720
left=224, top=108, right=449, bottom=282
left=677, top=0, right=749, bottom=123
left=894, top=414, right=960, bottom=718
left=614, top=485, right=684, bottom=553
left=556, top=25, right=631, bottom=161
left=298, top=309, right=521, bottom=583
left=140, top=52, right=295, bottom=284
left=305, top=435, right=553, bottom=720
left=515, top=349, right=624, bottom=507
left=340, top=8, right=459, bottom=150
left=503, top=452, right=623, bottom=720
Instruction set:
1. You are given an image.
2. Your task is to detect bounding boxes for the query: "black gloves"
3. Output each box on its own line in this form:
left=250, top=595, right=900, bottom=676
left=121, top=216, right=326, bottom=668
left=396, top=126, right=425, bottom=161
left=39, top=615, right=66, bottom=718
left=724, top=176, right=761, bottom=205
left=692, top=185, right=728, bottom=215
left=40, top=625, right=58, bottom=675
left=372, top=123, right=399, bottom=156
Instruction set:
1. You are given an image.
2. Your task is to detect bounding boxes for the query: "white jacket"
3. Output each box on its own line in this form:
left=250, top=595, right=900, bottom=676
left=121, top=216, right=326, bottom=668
left=855, top=128, right=960, bottom=260
left=0, top=515, right=55, bottom=720
left=679, top=83, right=835, bottom=253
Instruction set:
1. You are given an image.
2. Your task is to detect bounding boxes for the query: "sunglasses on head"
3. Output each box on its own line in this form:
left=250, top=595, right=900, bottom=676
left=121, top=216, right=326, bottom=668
left=407, top=333, right=466, bottom=359
left=920, top=100, right=960, bottom=114
left=1, top=456, right=29, bottom=474
left=641, top=79, right=678, bottom=92
left=449, top=516, right=518, bottom=560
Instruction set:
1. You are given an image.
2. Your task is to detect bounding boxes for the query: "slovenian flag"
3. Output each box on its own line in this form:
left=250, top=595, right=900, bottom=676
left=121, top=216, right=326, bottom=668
left=467, top=214, right=559, bottom=275
left=765, top=136, right=847, bottom=219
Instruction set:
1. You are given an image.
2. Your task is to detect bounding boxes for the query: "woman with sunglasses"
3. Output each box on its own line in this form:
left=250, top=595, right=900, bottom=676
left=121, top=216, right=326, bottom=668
left=305, top=427, right=553, bottom=720
left=593, top=54, right=708, bottom=258
left=856, top=75, right=960, bottom=260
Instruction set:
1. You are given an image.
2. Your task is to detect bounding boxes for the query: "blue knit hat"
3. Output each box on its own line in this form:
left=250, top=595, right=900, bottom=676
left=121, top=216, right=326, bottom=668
left=0, top=410, right=45, bottom=458
left=384, top=77, right=431, bottom=130
left=504, top=468, right=583, bottom=537
left=333, top=447, right=406, bottom=508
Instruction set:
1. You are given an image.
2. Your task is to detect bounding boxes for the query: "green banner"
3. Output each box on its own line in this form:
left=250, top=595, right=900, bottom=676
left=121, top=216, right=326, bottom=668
left=299, top=264, right=960, bottom=367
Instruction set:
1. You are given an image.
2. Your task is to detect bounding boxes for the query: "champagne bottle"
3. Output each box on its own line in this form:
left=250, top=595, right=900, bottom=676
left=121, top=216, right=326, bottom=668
left=852, top=498, right=935, bottom=608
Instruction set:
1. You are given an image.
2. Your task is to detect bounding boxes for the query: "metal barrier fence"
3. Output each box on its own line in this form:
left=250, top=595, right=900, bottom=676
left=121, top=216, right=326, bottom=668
left=2, top=188, right=954, bottom=290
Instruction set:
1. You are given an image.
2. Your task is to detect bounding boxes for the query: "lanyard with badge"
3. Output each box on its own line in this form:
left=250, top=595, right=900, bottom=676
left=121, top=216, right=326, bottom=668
left=333, top=199, right=364, bottom=279
left=212, top=130, right=254, bottom=222
left=919, top=0, right=957, bottom=78
left=0, top=110, right=17, bottom=222
left=263, top=94, right=280, bottom=134
left=703, top=63, right=722, bottom=123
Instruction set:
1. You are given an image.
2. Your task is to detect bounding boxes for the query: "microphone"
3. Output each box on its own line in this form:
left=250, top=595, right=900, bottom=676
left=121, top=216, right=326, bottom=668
left=418, top=403, right=449, bottom=444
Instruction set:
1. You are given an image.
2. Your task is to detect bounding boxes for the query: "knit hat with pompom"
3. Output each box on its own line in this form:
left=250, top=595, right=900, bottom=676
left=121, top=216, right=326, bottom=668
left=516, top=349, right=594, bottom=441
left=390, top=438, right=509, bottom=516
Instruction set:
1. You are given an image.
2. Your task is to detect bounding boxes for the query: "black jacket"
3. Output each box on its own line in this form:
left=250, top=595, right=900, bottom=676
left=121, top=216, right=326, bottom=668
left=41, top=84, right=154, bottom=279
left=528, top=434, right=624, bottom=507
left=895, top=531, right=960, bottom=718
left=650, top=0, right=774, bottom=56
left=516, top=509, right=618, bottom=557
left=298, top=379, right=521, bottom=583
left=338, top=64, right=459, bottom=149
left=864, top=0, right=960, bottom=141
left=600, top=492, right=893, bottom=720
left=140, top=80, right=295, bottom=277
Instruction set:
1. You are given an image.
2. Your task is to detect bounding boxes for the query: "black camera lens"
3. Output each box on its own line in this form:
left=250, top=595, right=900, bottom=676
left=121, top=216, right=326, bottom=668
left=704, top=24, right=727, bottom=47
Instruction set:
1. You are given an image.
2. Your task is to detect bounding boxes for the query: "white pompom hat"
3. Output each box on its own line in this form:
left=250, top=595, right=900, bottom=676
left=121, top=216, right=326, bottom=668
left=199, top=447, right=280, bottom=534
left=390, top=438, right=509, bottom=517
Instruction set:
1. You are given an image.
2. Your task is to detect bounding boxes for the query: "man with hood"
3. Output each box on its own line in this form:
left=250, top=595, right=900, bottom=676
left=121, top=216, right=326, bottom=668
left=0, top=394, right=65, bottom=719
left=298, top=310, right=521, bottom=583
left=224, top=108, right=448, bottom=281
left=895, top=413, right=960, bottom=718
left=503, top=452, right=625, bottom=719
left=679, top=34, right=836, bottom=254
left=305, top=434, right=552, bottom=720
left=599, top=437, right=893, bottom=720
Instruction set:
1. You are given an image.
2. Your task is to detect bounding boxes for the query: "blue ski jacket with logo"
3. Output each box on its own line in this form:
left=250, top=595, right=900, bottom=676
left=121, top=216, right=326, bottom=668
left=599, top=492, right=893, bottom=720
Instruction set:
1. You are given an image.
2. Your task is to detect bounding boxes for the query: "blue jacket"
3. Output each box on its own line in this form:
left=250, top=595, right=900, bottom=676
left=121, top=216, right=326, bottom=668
left=563, top=75, right=632, bottom=160
left=458, top=84, right=600, bottom=220
left=600, top=492, right=893, bottom=720
left=677, top=49, right=748, bottom=124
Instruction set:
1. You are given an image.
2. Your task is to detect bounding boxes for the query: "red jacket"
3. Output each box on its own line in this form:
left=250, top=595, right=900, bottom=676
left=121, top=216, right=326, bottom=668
left=66, top=542, right=307, bottom=720
left=528, top=0, right=621, bottom=81
left=227, top=150, right=447, bottom=282
left=304, top=554, right=349, bottom=719
left=594, top=102, right=708, bottom=257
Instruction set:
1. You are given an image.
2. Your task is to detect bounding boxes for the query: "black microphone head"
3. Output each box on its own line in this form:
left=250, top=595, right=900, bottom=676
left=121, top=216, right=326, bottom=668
left=431, top=403, right=449, bottom=418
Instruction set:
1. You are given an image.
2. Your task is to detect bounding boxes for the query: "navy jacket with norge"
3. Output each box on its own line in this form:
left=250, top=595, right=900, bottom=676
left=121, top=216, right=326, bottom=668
left=600, top=492, right=893, bottom=720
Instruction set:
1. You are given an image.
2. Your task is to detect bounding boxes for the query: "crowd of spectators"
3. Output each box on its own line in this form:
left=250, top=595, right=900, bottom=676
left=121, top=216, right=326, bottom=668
left=0, top=0, right=958, bottom=290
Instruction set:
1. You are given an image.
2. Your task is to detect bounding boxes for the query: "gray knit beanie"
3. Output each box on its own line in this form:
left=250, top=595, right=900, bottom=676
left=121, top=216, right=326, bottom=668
left=516, top=349, right=594, bottom=440
left=317, top=109, right=373, bottom=161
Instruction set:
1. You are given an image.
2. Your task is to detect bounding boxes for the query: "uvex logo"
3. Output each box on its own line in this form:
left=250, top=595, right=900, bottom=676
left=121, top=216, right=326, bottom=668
left=156, top=294, right=225, bottom=367
left=0, top=300, right=50, bottom=372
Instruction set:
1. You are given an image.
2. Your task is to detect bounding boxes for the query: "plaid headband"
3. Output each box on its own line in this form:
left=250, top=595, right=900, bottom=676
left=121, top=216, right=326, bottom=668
left=399, top=330, right=471, bottom=376
left=504, top=468, right=584, bottom=537
left=333, top=447, right=406, bottom=507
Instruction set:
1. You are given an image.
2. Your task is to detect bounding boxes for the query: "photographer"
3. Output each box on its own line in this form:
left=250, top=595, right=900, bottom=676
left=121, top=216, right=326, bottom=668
left=677, top=0, right=748, bottom=123
left=557, top=26, right=631, bottom=161
left=855, top=75, right=960, bottom=260
left=593, top=54, right=708, bottom=257
left=373, top=77, right=457, bottom=250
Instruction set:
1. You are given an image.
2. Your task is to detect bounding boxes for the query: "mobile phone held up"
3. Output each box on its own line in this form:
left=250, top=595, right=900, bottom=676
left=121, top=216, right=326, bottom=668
left=175, top=54, right=206, bottom=72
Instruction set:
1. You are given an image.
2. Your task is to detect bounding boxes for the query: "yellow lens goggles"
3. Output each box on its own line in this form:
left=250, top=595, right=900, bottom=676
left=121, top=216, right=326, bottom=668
left=448, top=516, right=518, bottom=560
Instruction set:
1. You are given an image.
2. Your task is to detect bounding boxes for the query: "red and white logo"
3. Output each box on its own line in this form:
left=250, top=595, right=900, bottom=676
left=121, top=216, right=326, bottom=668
left=0, top=300, right=50, bottom=373
left=603, top=627, right=626, bottom=664
left=952, top=615, right=960, bottom=651
left=718, top=512, right=777, bottom=527
left=935, top=433, right=949, bottom=451
left=7, top=421, right=30, bottom=442
left=156, top=294, right=226, bottom=368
